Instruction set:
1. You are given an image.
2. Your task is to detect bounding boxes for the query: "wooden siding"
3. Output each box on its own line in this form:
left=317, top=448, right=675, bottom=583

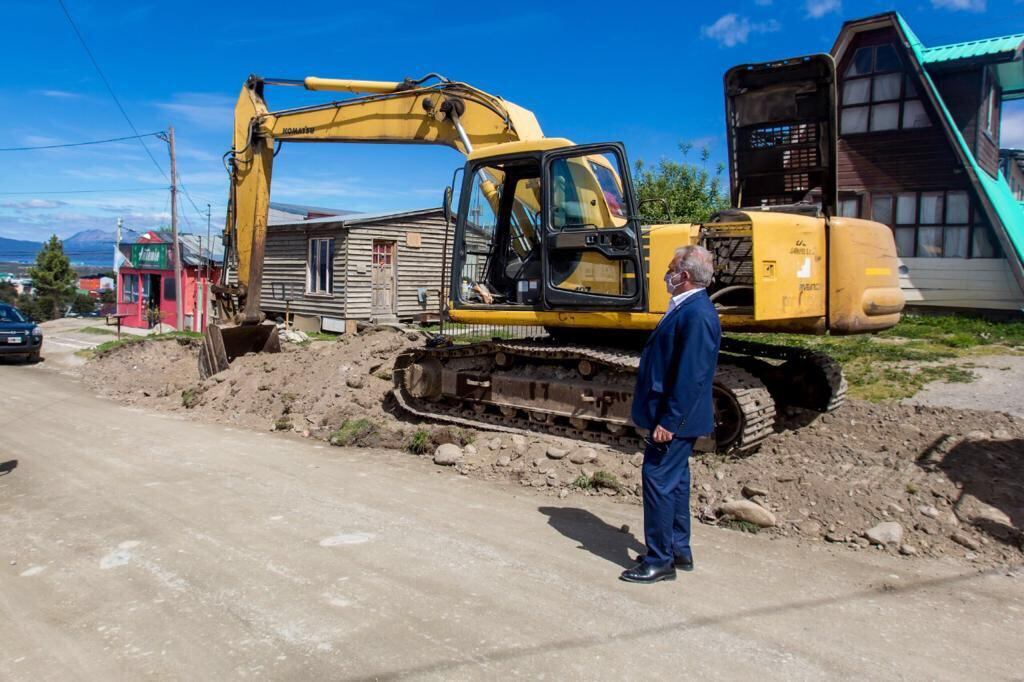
left=342, top=213, right=448, bottom=320
left=258, top=226, right=347, bottom=320
left=899, top=257, right=1024, bottom=310
left=256, top=211, right=448, bottom=323
left=838, top=129, right=965, bottom=192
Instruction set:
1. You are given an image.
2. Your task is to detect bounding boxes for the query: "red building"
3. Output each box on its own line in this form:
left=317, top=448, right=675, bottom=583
left=116, top=231, right=222, bottom=330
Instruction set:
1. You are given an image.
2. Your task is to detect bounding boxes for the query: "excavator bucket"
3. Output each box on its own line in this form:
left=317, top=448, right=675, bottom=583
left=198, top=322, right=281, bottom=379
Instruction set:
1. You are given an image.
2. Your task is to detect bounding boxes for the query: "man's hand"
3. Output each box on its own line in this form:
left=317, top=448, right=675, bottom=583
left=652, top=425, right=673, bottom=443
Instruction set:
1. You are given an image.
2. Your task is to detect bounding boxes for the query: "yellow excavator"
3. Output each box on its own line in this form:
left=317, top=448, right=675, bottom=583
left=203, top=56, right=904, bottom=452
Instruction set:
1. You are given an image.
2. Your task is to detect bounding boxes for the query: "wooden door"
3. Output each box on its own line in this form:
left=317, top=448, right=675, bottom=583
left=371, top=240, right=397, bottom=317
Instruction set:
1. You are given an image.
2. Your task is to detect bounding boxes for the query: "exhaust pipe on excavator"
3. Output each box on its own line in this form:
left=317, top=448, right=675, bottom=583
left=198, top=322, right=281, bottom=379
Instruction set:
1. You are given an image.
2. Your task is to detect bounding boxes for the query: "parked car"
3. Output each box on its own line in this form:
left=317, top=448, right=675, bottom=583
left=0, top=303, right=43, bottom=363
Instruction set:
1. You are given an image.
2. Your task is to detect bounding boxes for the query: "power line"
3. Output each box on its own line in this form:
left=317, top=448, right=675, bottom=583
left=0, top=187, right=169, bottom=196
left=0, top=132, right=165, bottom=152
left=56, top=0, right=169, bottom=183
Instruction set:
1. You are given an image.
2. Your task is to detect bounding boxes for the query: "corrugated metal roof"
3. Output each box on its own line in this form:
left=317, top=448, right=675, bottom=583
left=269, top=207, right=443, bottom=229
left=921, top=34, right=1024, bottom=64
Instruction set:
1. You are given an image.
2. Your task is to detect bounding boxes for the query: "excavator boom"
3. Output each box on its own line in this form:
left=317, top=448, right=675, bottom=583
left=200, top=74, right=546, bottom=378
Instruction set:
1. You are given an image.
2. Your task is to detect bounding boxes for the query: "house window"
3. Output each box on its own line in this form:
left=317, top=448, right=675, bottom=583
left=838, top=196, right=861, bottom=217
left=871, top=190, right=999, bottom=258
left=307, top=237, right=334, bottom=294
left=981, top=69, right=999, bottom=137
left=121, top=274, right=139, bottom=302
left=841, top=44, right=930, bottom=134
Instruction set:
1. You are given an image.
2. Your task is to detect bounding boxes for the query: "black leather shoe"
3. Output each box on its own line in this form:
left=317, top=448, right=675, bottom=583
left=633, top=554, right=694, bottom=571
left=620, top=562, right=676, bottom=584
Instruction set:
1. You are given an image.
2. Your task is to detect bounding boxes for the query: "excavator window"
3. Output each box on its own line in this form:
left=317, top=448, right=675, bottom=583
left=547, top=149, right=637, bottom=299
left=456, top=159, right=542, bottom=306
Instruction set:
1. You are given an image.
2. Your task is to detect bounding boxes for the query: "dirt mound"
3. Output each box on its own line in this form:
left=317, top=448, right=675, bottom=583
left=81, top=330, right=1024, bottom=567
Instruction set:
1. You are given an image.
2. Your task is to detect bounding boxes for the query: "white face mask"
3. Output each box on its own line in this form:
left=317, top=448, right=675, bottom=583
left=664, top=269, right=683, bottom=294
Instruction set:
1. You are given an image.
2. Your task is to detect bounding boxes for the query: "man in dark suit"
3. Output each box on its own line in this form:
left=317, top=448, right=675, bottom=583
left=621, top=245, right=721, bottom=584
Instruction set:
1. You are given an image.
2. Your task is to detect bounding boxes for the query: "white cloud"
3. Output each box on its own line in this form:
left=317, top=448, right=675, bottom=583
left=154, top=93, right=235, bottom=130
left=931, top=0, right=986, bottom=10
left=38, top=90, right=81, bottom=99
left=0, top=199, right=67, bottom=209
left=701, top=13, right=781, bottom=48
left=1001, top=104, right=1024, bottom=148
left=806, top=0, right=841, bottom=18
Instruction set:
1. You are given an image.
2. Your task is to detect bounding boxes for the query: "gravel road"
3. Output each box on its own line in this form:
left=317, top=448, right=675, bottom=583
left=1, top=361, right=1022, bottom=679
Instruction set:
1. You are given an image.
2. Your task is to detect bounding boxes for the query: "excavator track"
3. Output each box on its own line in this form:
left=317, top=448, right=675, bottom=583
left=719, top=337, right=847, bottom=414
left=392, top=339, right=779, bottom=454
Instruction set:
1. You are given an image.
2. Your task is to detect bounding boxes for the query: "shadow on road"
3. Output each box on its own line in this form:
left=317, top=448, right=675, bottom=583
left=538, top=506, right=646, bottom=568
left=0, top=459, right=18, bottom=475
left=917, top=436, right=1024, bottom=548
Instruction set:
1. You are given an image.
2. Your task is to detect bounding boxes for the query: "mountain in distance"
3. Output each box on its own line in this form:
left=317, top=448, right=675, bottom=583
left=0, top=228, right=141, bottom=266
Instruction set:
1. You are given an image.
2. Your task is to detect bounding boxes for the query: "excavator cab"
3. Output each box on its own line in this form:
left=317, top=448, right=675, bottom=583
left=448, top=140, right=646, bottom=315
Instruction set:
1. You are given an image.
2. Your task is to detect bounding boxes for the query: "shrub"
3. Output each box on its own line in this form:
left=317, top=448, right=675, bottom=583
left=330, top=418, right=378, bottom=447
left=406, top=429, right=432, bottom=455
left=591, top=470, right=621, bottom=491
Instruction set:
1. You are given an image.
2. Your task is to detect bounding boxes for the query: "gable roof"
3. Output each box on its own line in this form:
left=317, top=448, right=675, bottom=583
left=268, top=207, right=444, bottom=230
left=833, top=12, right=1024, bottom=294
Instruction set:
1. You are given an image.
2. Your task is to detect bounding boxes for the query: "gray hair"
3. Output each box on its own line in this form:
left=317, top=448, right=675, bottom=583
left=673, top=245, right=715, bottom=287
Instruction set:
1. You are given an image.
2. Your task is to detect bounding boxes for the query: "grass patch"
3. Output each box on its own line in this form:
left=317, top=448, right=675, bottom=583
left=573, top=474, right=594, bottom=490
left=77, top=330, right=203, bottom=359
left=329, top=418, right=378, bottom=447
left=728, top=312, right=1022, bottom=402
left=406, top=429, right=432, bottom=455
left=303, top=331, right=338, bottom=341
left=722, top=519, right=762, bottom=534
left=181, top=387, right=201, bottom=409
left=78, top=326, right=117, bottom=336
left=591, top=470, right=621, bottom=491
left=273, top=417, right=292, bottom=432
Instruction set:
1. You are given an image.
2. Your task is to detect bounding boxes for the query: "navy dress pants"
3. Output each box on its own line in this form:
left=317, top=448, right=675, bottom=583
left=641, top=436, right=695, bottom=567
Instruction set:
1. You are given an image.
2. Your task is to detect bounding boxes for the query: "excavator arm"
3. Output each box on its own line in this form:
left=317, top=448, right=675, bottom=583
left=200, top=74, right=545, bottom=377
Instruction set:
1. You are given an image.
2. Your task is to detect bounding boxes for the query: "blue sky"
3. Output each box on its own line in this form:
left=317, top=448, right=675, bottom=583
left=2, top=0, right=1023, bottom=241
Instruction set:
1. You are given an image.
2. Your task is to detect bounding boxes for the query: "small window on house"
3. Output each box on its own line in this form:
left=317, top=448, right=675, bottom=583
left=163, top=276, right=176, bottom=302
left=121, top=274, right=139, bottom=303
left=972, top=221, right=999, bottom=258
left=982, top=69, right=999, bottom=137
left=871, top=194, right=893, bottom=225
left=838, top=197, right=860, bottom=217
left=841, top=43, right=929, bottom=135
left=307, top=237, right=334, bottom=294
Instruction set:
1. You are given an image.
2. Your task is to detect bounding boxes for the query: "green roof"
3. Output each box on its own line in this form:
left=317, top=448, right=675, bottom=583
left=896, top=14, right=1024, bottom=269
left=922, top=34, right=1024, bottom=64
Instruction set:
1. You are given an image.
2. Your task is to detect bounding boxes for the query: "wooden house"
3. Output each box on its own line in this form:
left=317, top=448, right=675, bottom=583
left=257, top=207, right=448, bottom=331
left=829, top=13, right=1024, bottom=313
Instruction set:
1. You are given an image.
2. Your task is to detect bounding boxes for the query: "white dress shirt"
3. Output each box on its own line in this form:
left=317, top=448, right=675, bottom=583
left=665, top=287, right=705, bottom=316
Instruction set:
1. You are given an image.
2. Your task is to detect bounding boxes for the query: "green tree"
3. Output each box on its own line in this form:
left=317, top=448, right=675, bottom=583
left=633, top=143, right=730, bottom=224
left=99, top=288, right=116, bottom=304
left=0, top=282, right=16, bottom=305
left=71, top=293, right=98, bottom=314
left=27, top=235, right=77, bottom=320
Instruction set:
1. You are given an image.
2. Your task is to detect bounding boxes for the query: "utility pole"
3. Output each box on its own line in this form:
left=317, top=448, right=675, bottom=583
left=167, top=125, right=183, bottom=331
left=115, top=216, right=122, bottom=277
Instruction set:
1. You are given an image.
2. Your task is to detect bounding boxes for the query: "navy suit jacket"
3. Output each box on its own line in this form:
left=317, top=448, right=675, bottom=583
left=631, top=289, right=721, bottom=438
